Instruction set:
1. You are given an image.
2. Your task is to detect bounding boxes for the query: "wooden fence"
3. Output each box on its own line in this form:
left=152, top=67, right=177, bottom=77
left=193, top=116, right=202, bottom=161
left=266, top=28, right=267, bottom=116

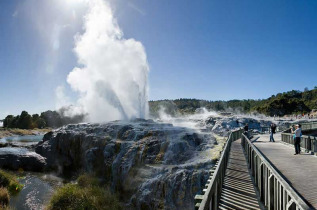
left=195, top=128, right=244, bottom=210
left=241, top=134, right=312, bottom=210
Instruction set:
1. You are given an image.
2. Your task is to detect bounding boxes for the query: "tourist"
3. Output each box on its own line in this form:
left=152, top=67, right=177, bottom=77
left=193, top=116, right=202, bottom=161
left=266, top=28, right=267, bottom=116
left=244, top=123, right=249, bottom=132
left=244, top=123, right=249, bottom=138
left=270, top=123, right=276, bottom=142
left=291, top=124, right=302, bottom=155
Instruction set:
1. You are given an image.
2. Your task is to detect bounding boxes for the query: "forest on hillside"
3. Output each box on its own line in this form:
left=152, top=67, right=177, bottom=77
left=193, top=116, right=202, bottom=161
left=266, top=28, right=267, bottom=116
left=149, top=87, right=317, bottom=117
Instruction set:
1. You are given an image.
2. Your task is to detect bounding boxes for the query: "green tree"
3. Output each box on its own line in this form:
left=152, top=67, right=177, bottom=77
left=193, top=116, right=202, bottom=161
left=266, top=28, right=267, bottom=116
left=36, top=118, right=46, bottom=128
left=10, top=115, right=20, bottom=128
left=17, top=111, right=33, bottom=129
left=3, top=115, right=14, bottom=128
left=41, top=111, right=62, bottom=127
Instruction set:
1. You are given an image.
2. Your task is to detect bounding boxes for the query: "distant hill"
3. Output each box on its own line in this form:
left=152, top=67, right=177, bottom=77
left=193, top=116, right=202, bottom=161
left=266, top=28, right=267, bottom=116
left=149, top=87, right=317, bottom=117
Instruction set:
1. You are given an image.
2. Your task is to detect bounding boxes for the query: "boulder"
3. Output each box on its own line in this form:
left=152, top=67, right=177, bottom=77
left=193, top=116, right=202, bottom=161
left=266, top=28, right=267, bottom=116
left=0, top=147, right=46, bottom=171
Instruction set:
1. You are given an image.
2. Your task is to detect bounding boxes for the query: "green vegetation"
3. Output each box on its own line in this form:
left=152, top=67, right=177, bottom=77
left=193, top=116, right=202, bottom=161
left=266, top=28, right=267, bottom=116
left=149, top=87, right=317, bottom=117
left=0, top=170, right=23, bottom=195
left=47, top=174, right=122, bottom=210
left=3, top=111, right=45, bottom=129
left=0, top=170, right=23, bottom=208
left=3, top=108, right=85, bottom=129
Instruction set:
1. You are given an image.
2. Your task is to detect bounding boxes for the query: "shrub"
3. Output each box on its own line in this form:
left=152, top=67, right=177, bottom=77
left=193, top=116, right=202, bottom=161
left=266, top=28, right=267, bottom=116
left=47, top=174, right=122, bottom=210
left=47, top=184, right=93, bottom=210
left=0, top=170, right=23, bottom=195
left=0, top=187, right=9, bottom=208
left=77, top=174, right=99, bottom=188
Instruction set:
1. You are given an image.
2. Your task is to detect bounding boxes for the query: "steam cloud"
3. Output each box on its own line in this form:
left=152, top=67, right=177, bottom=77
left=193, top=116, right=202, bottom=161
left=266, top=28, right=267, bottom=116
left=66, top=0, right=149, bottom=122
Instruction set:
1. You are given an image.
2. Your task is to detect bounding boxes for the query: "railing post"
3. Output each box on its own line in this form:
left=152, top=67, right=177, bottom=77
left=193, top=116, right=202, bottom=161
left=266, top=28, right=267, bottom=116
left=214, top=182, right=218, bottom=210
left=307, top=136, right=311, bottom=153
left=268, top=174, right=274, bottom=210
left=260, top=164, right=265, bottom=202
left=313, top=137, right=317, bottom=155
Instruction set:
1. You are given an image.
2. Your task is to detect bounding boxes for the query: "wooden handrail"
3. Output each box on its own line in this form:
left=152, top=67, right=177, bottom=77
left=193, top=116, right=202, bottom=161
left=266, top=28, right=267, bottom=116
left=195, top=128, right=244, bottom=210
left=195, top=122, right=317, bottom=209
left=241, top=134, right=312, bottom=210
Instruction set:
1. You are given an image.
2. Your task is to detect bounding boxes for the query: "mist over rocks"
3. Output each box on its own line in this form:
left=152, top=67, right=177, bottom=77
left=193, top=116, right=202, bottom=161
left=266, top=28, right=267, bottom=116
left=206, top=116, right=273, bottom=135
left=35, top=119, right=215, bottom=209
left=206, top=115, right=312, bottom=136
left=154, top=108, right=276, bottom=136
left=154, top=107, right=300, bottom=138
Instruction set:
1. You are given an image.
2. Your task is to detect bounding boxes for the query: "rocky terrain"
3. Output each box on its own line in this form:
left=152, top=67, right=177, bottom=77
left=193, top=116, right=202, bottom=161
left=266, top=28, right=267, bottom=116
left=35, top=119, right=216, bottom=209
left=155, top=109, right=289, bottom=136
left=206, top=115, right=280, bottom=135
left=206, top=114, right=313, bottom=136
left=0, top=112, right=312, bottom=209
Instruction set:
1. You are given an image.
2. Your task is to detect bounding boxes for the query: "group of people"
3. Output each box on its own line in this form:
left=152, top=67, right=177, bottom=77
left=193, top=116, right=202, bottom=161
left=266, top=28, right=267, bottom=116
left=244, top=122, right=302, bottom=155
left=270, top=123, right=302, bottom=155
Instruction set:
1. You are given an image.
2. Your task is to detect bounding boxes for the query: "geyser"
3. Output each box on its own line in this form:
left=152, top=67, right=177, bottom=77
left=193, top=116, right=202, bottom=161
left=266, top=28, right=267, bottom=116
left=66, top=0, right=149, bottom=122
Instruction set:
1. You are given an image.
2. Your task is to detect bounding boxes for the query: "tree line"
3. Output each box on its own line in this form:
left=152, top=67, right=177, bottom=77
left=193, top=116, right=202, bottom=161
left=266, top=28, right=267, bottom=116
left=3, top=87, right=317, bottom=128
left=149, top=87, right=317, bottom=117
left=3, top=110, right=85, bottom=129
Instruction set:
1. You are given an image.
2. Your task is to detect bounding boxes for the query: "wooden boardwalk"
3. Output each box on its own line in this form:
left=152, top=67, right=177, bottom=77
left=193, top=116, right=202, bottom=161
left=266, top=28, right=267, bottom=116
left=253, top=133, right=317, bottom=209
left=219, top=139, right=261, bottom=210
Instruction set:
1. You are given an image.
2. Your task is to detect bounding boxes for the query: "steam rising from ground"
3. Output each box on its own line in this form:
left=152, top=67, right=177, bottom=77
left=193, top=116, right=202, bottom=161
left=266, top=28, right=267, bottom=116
left=154, top=106, right=287, bottom=134
left=63, top=0, right=149, bottom=122
left=156, top=107, right=220, bottom=130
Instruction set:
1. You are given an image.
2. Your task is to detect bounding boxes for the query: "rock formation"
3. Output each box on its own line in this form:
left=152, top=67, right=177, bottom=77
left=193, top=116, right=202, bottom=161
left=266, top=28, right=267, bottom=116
left=35, top=119, right=215, bottom=209
left=0, top=148, right=46, bottom=171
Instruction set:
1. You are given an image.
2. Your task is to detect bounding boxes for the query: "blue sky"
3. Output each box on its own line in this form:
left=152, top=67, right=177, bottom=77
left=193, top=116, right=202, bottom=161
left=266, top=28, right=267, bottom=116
left=1, top=0, right=317, bottom=119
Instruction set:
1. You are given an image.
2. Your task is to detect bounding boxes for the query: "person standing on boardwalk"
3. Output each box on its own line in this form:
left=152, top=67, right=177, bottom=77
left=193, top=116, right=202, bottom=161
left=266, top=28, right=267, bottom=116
left=270, top=123, right=276, bottom=142
left=291, top=124, right=302, bottom=155
left=244, top=123, right=249, bottom=132
left=244, top=123, right=249, bottom=138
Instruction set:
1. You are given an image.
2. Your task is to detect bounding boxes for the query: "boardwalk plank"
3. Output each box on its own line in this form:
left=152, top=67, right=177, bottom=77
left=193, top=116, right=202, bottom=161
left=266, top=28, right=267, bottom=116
left=219, top=139, right=261, bottom=210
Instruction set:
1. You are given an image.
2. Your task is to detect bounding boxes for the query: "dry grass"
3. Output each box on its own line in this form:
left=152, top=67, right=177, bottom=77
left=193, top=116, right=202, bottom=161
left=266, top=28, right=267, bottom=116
left=0, top=187, right=9, bottom=208
left=0, top=170, right=23, bottom=209
left=0, top=128, right=51, bottom=139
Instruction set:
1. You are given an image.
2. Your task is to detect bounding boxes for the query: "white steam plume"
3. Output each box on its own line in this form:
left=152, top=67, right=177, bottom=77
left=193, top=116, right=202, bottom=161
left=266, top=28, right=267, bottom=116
left=66, top=0, right=149, bottom=122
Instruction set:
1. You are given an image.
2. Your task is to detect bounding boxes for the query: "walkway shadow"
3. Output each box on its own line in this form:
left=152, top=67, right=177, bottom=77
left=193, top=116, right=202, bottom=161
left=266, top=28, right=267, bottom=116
left=219, top=139, right=261, bottom=210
